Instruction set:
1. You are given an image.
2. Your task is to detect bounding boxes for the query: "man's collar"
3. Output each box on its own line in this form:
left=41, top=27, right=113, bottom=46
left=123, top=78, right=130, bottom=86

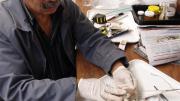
left=20, top=0, right=35, bottom=26
left=20, top=0, right=64, bottom=26
left=2, top=0, right=66, bottom=31
left=2, top=0, right=32, bottom=31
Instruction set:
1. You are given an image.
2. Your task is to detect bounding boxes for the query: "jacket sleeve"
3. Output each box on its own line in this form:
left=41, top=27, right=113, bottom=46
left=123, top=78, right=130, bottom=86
left=71, top=2, right=129, bottom=73
left=0, top=32, right=76, bottom=101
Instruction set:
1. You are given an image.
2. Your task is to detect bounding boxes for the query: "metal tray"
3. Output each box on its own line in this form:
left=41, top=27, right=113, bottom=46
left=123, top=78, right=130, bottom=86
left=132, top=5, right=180, bottom=25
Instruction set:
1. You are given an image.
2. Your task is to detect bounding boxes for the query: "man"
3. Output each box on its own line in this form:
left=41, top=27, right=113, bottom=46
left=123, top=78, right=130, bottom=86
left=0, top=0, right=136, bottom=100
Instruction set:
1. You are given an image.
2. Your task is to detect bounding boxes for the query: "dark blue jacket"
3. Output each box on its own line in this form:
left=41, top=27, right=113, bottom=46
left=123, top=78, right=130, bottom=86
left=0, top=0, right=127, bottom=100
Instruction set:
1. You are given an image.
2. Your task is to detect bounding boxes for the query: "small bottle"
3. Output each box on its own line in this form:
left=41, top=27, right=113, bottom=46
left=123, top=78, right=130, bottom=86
left=166, top=0, right=177, bottom=17
left=159, top=2, right=168, bottom=20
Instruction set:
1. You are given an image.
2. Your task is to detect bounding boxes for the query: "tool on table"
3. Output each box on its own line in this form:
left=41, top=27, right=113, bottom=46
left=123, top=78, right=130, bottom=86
left=92, top=13, right=129, bottom=36
left=92, top=13, right=110, bottom=35
left=92, top=13, right=107, bottom=24
left=107, top=13, right=124, bottom=21
left=141, top=88, right=180, bottom=99
left=154, top=86, right=168, bottom=101
left=108, top=29, right=129, bottom=39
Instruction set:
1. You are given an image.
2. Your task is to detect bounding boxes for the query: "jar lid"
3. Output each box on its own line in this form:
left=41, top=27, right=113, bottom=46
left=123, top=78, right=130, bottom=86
left=137, top=10, right=145, bottom=16
left=148, top=5, right=160, bottom=14
left=145, top=11, right=155, bottom=17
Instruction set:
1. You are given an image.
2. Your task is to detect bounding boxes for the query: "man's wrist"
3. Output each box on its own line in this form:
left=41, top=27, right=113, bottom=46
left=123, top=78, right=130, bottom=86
left=111, top=61, right=124, bottom=74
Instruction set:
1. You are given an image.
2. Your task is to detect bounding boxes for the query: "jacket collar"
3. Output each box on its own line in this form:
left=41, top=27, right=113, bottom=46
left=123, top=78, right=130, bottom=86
left=2, top=0, right=32, bottom=32
left=2, top=0, right=69, bottom=32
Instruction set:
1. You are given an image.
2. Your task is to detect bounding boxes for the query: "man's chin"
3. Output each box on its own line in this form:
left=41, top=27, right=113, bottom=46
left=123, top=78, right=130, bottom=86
left=43, top=8, right=57, bottom=14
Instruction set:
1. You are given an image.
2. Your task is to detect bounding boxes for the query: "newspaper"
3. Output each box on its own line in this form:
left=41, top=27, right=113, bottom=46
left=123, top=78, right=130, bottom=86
left=139, top=29, right=180, bottom=66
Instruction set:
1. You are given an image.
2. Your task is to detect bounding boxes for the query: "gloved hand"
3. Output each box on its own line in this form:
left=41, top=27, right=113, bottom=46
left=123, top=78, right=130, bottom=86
left=78, top=75, right=127, bottom=101
left=112, top=66, right=137, bottom=99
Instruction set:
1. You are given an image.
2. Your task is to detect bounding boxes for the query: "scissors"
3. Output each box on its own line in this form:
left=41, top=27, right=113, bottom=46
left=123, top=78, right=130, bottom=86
left=140, top=89, right=180, bottom=99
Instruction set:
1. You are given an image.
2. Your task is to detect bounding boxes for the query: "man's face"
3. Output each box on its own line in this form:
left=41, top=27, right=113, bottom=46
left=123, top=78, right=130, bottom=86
left=25, top=0, right=60, bottom=15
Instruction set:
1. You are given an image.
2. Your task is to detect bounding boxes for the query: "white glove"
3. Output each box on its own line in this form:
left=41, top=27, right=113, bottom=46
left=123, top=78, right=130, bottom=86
left=78, top=75, right=127, bottom=101
left=112, top=66, right=137, bottom=98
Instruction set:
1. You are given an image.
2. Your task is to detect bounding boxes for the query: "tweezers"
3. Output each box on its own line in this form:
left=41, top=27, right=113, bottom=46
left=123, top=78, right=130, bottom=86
left=154, top=86, right=168, bottom=101
left=140, top=88, right=180, bottom=99
left=108, top=29, right=129, bottom=39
